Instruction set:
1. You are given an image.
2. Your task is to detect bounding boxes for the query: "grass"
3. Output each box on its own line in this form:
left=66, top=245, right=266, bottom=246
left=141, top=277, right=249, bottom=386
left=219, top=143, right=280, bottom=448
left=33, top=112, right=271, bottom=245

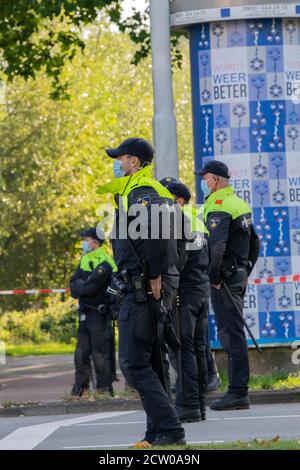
left=62, top=388, right=140, bottom=402
left=5, top=342, right=75, bottom=356
left=0, top=400, right=39, bottom=408
left=147, top=438, right=300, bottom=450
left=274, top=373, right=300, bottom=390
left=218, top=370, right=300, bottom=392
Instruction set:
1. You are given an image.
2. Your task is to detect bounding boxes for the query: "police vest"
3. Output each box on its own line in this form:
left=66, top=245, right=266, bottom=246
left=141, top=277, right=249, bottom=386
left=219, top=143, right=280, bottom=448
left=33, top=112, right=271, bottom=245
left=96, top=166, right=173, bottom=211
left=204, top=186, right=251, bottom=222
left=182, top=204, right=209, bottom=236
left=80, top=246, right=117, bottom=273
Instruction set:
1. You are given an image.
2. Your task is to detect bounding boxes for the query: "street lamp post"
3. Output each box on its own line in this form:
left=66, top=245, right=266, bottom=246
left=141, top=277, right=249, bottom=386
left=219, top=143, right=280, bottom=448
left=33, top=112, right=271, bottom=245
left=150, top=0, right=179, bottom=180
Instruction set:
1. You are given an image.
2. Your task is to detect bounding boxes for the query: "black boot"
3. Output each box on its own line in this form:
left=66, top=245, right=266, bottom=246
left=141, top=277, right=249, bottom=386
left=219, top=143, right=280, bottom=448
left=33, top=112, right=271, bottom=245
left=176, top=406, right=201, bottom=423
left=206, top=373, right=221, bottom=392
left=152, top=434, right=187, bottom=446
left=71, top=384, right=89, bottom=397
left=199, top=395, right=206, bottom=421
left=96, top=386, right=114, bottom=397
left=210, top=392, right=250, bottom=411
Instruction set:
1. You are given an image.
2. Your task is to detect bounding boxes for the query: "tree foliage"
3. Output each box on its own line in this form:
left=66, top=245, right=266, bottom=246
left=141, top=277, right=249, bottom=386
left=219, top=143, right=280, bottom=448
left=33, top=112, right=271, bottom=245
left=0, top=1, right=123, bottom=98
left=0, top=1, right=183, bottom=98
left=0, top=21, right=192, bottom=312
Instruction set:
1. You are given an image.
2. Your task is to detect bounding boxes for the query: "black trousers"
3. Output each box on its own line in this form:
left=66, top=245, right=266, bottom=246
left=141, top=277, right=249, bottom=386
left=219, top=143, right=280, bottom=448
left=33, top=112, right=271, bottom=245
left=211, top=268, right=249, bottom=396
left=74, top=311, right=113, bottom=391
left=175, top=291, right=208, bottom=410
left=206, top=328, right=218, bottom=376
left=118, top=291, right=185, bottom=442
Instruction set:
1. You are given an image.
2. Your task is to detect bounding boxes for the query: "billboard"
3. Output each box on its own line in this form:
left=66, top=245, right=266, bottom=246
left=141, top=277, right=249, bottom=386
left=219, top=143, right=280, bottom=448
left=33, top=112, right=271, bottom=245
left=189, top=17, right=300, bottom=347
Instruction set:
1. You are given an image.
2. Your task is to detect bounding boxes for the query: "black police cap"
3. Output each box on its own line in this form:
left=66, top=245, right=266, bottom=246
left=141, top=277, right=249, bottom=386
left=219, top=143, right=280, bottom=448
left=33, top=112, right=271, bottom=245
left=196, top=160, right=230, bottom=179
left=80, top=227, right=104, bottom=242
left=105, top=137, right=154, bottom=162
left=160, top=177, right=191, bottom=202
left=160, top=176, right=178, bottom=186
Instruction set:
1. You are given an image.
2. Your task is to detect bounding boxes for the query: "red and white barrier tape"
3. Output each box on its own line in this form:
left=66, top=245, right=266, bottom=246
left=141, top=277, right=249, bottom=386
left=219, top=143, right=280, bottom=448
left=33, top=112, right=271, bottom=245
left=248, top=274, right=300, bottom=285
left=1, top=275, right=300, bottom=294
left=0, top=288, right=70, bottom=295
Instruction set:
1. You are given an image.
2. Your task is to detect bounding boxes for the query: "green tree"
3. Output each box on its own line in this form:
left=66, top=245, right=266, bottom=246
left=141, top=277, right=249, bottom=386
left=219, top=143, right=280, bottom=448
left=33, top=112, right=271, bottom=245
left=0, top=22, right=192, bottom=312
left=0, top=0, right=122, bottom=98
left=0, top=1, right=183, bottom=98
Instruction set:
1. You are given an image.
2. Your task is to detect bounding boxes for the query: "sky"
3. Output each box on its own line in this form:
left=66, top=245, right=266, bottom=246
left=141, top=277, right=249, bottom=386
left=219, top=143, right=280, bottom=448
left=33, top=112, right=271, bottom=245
left=122, top=0, right=148, bottom=17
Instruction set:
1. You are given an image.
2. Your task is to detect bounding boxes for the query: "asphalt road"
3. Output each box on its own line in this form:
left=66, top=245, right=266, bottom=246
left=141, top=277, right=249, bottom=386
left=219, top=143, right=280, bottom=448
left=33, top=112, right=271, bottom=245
left=0, top=403, right=299, bottom=450
left=0, top=355, right=124, bottom=403
left=0, top=355, right=75, bottom=403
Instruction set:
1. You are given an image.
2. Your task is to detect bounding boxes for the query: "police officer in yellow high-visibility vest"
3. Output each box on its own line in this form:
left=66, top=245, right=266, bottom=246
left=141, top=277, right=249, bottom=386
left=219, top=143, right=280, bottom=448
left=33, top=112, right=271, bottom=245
left=160, top=177, right=214, bottom=424
left=198, top=160, right=260, bottom=411
left=97, top=138, right=186, bottom=448
left=70, top=228, right=117, bottom=397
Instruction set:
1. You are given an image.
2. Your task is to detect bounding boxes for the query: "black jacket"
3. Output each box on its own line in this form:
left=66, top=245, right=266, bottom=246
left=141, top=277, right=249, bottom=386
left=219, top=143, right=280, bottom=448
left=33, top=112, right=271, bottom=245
left=176, top=211, right=210, bottom=296
left=206, top=209, right=260, bottom=285
left=70, top=261, right=113, bottom=310
left=111, top=186, right=179, bottom=287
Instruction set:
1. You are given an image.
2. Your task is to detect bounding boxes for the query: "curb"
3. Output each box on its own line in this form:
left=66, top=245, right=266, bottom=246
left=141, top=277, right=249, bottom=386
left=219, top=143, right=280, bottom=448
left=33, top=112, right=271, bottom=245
left=0, top=389, right=299, bottom=418
left=0, top=398, right=143, bottom=417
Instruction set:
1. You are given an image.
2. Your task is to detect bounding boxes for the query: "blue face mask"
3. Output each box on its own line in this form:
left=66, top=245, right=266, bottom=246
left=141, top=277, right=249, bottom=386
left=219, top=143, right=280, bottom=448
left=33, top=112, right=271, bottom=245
left=201, top=180, right=211, bottom=198
left=113, top=160, right=126, bottom=178
left=82, top=241, right=92, bottom=253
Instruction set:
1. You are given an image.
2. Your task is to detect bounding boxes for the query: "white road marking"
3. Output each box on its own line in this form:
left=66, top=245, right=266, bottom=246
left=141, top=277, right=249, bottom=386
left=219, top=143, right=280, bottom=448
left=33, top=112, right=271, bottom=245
left=0, top=411, right=139, bottom=450
left=73, top=418, right=220, bottom=426
left=73, top=414, right=300, bottom=426
left=75, top=421, right=146, bottom=426
left=1, top=371, right=73, bottom=383
left=62, top=440, right=225, bottom=449
left=188, top=440, right=225, bottom=444
left=2, top=408, right=300, bottom=450
left=223, top=414, right=300, bottom=420
left=1, top=362, right=72, bottom=374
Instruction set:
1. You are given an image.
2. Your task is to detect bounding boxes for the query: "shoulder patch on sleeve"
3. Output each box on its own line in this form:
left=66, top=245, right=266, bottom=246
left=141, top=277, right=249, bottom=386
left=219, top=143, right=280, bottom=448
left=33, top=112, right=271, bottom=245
left=135, top=194, right=151, bottom=207
left=241, top=214, right=252, bottom=229
left=209, top=217, right=221, bottom=230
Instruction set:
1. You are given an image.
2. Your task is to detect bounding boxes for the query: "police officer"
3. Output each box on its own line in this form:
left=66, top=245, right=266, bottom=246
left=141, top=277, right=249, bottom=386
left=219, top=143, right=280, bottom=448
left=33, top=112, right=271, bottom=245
left=70, top=228, right=117, bottom=397
left=160, top=178, right=210, bottom=422
left=197, top=160, right=260, bottom=411
left=97, top=137, right=186, bottom=447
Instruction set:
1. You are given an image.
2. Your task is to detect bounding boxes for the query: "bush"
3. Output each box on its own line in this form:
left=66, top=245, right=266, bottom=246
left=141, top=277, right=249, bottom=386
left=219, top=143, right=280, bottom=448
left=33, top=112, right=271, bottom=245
left=0, top=296, right=78, bottom=345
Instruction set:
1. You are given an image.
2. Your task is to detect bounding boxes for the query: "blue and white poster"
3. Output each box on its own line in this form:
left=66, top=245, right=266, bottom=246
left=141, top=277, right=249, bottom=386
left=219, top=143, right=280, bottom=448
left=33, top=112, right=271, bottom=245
left=189, top=18, right=300, bottom=347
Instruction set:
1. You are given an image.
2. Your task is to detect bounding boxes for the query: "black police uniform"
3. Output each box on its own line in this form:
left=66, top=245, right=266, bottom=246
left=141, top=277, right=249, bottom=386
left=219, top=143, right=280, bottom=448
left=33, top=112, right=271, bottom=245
left=200, top=161, right=260, bottom=409
left=114, top=186, right=184, bottom=444
left=97, top=138, right=185, bottom=446
left=175, top=215, right=210, bottom=421
left=70, top=248, right=114, bottom=395
left=160, top=178, right=210, bottom=422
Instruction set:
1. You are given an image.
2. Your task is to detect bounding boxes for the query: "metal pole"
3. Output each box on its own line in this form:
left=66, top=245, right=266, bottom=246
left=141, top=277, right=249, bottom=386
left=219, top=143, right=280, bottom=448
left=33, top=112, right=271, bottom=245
left=150, top=0, right=179, bottom=180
